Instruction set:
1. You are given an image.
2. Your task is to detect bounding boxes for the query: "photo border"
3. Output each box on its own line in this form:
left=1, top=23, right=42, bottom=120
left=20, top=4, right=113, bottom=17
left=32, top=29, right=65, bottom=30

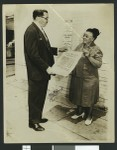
left=0, top=0, right=116, bottom=149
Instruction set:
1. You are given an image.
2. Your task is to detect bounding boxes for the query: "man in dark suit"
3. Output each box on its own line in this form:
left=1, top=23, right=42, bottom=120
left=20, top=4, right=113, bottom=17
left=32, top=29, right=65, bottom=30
left=24, top=9, right=58, bottom=131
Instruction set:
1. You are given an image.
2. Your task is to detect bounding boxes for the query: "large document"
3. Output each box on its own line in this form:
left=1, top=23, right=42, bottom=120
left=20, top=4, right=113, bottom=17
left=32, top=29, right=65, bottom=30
left=52, top=51, right=82, bottom=76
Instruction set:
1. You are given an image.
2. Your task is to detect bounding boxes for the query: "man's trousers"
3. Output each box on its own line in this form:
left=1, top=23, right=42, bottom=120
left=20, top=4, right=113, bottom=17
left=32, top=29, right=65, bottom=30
left=28, top=79, right=49, bottom=124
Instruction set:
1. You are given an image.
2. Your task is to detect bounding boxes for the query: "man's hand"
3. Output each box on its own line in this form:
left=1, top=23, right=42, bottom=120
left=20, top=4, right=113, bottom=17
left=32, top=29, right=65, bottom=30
left=58, top=46, right=68, bottom=52
left=46, top=67, right=56, bottom=75
left=46, top=67, right=53, bottom=74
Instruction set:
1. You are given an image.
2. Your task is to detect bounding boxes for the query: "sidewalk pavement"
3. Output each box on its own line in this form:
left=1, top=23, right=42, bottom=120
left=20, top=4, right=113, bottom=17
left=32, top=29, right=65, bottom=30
left=4, top=76, right=108, bottom=143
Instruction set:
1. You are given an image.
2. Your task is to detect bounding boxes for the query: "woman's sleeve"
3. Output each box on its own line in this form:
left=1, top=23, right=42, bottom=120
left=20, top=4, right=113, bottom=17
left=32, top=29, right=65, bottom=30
left=88, top=49, right=103, bottom=68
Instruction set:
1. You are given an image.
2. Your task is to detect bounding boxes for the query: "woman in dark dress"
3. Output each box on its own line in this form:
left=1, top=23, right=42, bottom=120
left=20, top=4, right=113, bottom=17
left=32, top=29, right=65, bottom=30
left=69, top=28, right=103, bottom=125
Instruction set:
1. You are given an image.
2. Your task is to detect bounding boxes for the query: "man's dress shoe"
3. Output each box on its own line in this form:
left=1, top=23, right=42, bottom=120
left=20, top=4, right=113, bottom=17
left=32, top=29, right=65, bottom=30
left=39, top=118, right=48, bottom=123
left=29, top=123, right=45, bottom=131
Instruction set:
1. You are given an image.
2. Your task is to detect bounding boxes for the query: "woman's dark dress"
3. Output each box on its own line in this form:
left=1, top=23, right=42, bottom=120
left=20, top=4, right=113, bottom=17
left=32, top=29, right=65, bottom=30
left=69, top=43, right=103, bottom=107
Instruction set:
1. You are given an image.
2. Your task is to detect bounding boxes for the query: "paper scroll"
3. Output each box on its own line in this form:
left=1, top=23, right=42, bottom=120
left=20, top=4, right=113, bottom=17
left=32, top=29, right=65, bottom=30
left=52, top=51, right=82, bottom=76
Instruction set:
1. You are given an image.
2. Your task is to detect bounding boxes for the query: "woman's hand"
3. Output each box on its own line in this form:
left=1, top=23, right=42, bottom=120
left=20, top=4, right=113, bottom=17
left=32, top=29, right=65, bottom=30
left=83, top=49, right=90, bottom=57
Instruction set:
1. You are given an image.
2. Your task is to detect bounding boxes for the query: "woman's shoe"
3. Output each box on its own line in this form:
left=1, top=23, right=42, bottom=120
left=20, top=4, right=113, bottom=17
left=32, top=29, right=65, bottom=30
left=85, top=117, right=93, bottom=125
left=71, top=112, right=85, bottom=119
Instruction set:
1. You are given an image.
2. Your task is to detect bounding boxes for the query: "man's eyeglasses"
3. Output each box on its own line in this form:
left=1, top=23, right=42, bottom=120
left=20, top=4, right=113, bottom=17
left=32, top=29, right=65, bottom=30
left=41, top=17, right=49, bottom=20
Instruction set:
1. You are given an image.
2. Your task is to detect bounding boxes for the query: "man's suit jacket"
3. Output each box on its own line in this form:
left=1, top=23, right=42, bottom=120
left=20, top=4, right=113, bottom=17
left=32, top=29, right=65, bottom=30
left=24, top=22, right=57, bottom=81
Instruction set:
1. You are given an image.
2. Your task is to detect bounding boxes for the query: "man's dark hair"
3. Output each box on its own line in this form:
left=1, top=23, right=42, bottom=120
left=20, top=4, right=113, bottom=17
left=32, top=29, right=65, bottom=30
left=33, top=9, right=48, bottom=20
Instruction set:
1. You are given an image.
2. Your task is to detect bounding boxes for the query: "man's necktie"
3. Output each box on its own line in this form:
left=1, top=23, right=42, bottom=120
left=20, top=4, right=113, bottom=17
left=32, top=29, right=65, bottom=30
left=41, top=28, right=49, bottom=41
